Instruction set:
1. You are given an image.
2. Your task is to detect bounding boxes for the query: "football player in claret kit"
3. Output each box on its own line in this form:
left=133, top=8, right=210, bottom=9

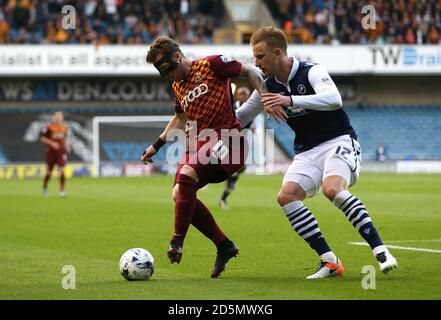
left=141, top=36, right=267, bottom=278
left=40, top=111, right=70, bottom=197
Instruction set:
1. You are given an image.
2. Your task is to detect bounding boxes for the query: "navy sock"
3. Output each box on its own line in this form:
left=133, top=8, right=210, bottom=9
left=333, top=190, right=383, bottom=250
left=283, top=201, right=332, bottom=255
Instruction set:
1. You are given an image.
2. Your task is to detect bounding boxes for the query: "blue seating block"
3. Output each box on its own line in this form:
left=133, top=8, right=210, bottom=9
left=265, top=106, right=441, bottom=160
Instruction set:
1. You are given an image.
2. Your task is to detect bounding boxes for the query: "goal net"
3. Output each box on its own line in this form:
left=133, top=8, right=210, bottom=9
left=92, top=115, right=267, bottom=177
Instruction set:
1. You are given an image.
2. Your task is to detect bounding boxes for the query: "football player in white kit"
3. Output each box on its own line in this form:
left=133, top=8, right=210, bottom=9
left=236, top=26, right=398, bottom=279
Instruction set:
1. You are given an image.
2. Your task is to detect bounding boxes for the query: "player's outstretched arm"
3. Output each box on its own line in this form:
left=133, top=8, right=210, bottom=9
left=235, top=90, right=263, bottom=128
left=140, top=112, right=187, bottom=164
left=289, top=65, right=342, bottom=111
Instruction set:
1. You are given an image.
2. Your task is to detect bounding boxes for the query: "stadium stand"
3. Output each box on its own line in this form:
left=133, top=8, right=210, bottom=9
left=1, top=1, right=440, bottom=166
left=0, top=0, right=221, bottom=44
left=266, top=106, right=441, bottom=161
left=1, top=0, right=440, bottom=45
left=265, top=0, right=441, bottom=44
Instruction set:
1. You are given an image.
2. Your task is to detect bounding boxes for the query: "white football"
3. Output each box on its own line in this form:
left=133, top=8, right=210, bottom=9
left=119, top=248, right=154, bottom=281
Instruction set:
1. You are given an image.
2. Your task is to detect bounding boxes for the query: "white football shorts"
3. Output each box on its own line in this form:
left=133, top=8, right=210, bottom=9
left=283, top=135, right=362, bottom=198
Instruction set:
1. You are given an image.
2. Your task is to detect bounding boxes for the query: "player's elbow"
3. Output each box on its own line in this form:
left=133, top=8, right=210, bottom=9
left=328, top=90, right=343, bottom=109
left=334, top=95, right=343, bottom=108
left=240, top=64, right=253, bottom=78
left=235, top=111, right=249, bottom=129
left=242, top=65, right=262, bottom=83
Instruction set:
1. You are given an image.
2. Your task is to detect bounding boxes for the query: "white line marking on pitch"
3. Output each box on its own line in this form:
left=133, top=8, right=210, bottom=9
left=383, top=239, right=441, bottom=244
left=348, top=242, right=441, bottom=253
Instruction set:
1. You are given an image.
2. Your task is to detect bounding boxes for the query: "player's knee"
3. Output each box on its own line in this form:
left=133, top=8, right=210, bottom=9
left=179, top=165, right=199, bottom=183
left=277, top=192, right=289, bottom=206
left=277, top=182, right=306, bottom=206
left=174, top=173, right=198, bottom=202
left=277, top=190, right=300, bottom=206
left=323, top=184, right=347, bottom=201
left=176, top=172, right=198, bottom=186
left=323, top=187, right=339, bottom=201
left=172, top=185, right=179, bottom=202
left=322, top=177, right=347, bottom=201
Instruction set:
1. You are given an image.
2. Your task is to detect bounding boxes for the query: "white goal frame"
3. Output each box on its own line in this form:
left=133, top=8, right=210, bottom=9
left=92, top=116, right=172, bottom=177
left=92, top=114, right=267, bottom=177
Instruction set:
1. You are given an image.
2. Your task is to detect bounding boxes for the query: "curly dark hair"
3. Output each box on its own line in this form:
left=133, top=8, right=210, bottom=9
left=146, top=37, right=181, bottom=64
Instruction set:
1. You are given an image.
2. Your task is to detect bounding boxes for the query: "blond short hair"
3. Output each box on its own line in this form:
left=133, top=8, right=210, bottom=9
left=250, top=26, right=288, bottom=53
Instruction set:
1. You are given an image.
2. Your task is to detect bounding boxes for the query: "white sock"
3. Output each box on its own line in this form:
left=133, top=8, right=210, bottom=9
left=373, top=245, right=389, bottom=256
left=332, top=190, right=352, bottom=207
left=320, top=251, right=338, bottom=264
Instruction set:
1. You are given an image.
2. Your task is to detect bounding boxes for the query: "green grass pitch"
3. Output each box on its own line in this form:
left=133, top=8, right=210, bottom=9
left=1, top=173, right=440, bottom=300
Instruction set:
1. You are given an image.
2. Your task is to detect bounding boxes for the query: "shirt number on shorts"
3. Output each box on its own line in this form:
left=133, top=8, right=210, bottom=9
left=335, top=146, right=351, bottom=158
left=212, top=140, right=229, bottom=161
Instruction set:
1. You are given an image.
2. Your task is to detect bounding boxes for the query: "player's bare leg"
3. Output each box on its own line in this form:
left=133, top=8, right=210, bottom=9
left=42, top=164, right=53, bottom=197
left=219, top=174, right=238, bottom=209
left=59, top=166, right=66, bottom=198
left=219, top=166, right=245, bottom=210
left=323, top=172, right=398, bottom=274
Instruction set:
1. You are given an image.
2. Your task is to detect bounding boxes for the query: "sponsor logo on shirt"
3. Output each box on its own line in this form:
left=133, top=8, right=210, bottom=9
left=285, top=105, right=307, bottom=117
left=181, top=83, right=209, bottom=110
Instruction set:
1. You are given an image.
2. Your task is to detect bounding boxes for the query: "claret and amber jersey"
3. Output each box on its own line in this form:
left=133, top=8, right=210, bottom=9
left=172, top=55, right=242, bottom=133
left=41, top=122, right=69, bottom=153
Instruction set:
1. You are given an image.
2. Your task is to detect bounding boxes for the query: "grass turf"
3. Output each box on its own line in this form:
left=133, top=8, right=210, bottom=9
left=0, top=173, right=440, bottom=300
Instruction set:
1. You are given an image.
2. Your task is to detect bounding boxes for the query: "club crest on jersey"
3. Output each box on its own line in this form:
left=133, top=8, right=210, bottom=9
left=194, top=72, right=202, bottom=82
left=297, top=84, right=307, bottom=94
left=181, top=83, right=209, bottom=110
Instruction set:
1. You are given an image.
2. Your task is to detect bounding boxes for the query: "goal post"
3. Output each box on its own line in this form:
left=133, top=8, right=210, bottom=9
left=92, top=116, right=172, bottom=177
left=92, top=114, right=267, bottom=177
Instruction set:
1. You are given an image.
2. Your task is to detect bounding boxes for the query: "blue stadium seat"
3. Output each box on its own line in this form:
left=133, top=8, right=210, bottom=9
left=266, top=106, right=441, bottom=160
